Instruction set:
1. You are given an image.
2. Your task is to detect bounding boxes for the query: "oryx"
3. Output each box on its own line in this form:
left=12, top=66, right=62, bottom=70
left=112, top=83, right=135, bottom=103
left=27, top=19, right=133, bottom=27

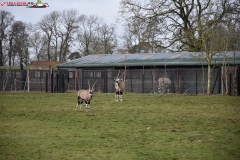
left=76, top=80, right=97, bottom=112
left=158, top=78, right=171, bottom=93
left=114, top=70, right=126, bottom=101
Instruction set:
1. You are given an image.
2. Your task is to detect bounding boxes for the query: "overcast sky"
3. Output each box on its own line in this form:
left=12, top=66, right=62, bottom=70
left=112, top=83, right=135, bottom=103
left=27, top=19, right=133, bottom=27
left=1, top=0, right=123, bottom=36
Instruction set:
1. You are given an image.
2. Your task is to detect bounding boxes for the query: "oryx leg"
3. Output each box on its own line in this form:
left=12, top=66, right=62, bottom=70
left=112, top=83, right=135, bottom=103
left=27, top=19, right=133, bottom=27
left=85, top=100, right=90, bottom=112
left=80, top=101, right=83, bottom=111
left=76, top=96, right=81, bottom=111
left=120, top=91, right=123, bottom=101
left=115, top=91, right=119, bottom=101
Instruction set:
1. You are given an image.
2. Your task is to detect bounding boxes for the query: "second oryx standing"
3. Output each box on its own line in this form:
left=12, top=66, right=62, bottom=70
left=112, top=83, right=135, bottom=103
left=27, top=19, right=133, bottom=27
left=115, top=78, right=125, bottom=101
left=114, top=70, right=126, bottom=101
left=76, top=80, right=97, bottom=112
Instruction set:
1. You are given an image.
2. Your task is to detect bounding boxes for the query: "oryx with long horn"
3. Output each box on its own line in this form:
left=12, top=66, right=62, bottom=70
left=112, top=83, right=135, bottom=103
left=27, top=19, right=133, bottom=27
left=114, top=70, right=126, bottom=102
left=76, top=80, right=97, bottom=112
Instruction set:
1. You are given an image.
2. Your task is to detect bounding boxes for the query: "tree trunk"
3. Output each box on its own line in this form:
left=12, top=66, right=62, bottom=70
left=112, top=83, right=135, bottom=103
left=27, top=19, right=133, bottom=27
left=47, top=41, right=51, bottom=61
left=8, top=39, right=12, bottom=66
left=207, top=64, right=211, bottom=94
left=0, top=40, right=3, bottom=66
left=221, top=66, right=224, bottom=95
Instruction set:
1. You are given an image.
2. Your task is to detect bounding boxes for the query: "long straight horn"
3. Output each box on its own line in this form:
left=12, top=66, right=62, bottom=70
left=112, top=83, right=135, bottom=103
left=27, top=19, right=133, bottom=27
left=91, top=80, right=98, bottom=90
left=88, top=80, right=90, bottom=89
left=117, top=70, right=120, bottom=78
left=119, top=69, right=128, bottom=79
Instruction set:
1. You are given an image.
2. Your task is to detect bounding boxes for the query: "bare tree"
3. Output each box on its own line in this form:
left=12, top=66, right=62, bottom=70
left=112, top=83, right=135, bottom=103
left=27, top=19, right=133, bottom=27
left=142, top=21, right=164, bottom=53
left=121, top=26, right=136, bottom=53
left=97, top=23, right=118, bottom=54
left=119, top=0, right=240, bottom=52
left=220, top=15, right=240, bottom=94
left=0, top=10, right=14, bottom=66
left=128, top=19, right=146, bottom=53
left=38, top=11, right=61, bottom=61
left=76, top=15, right=101, bottom=57
left=8, top=21, right=30, bottom=66
left=121, top=17, right=163, bottom=53
left=58, top=9, right=79, bottom=61
left=29, top=31, right=48, bottom=61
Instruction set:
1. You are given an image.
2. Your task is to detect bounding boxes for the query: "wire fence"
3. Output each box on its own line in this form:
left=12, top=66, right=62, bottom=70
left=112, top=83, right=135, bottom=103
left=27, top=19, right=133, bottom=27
left=0, top=66, right=239, bottom=95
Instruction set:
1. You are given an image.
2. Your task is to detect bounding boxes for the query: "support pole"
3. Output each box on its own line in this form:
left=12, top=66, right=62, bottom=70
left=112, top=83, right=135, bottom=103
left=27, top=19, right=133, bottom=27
left=229, top=73, right=232, bottom=96
left=61, top=73, right=64, bottom=93
left=27, top=69, right=30, bottom=92
left=45, top=73, right=48, bottom=92
left=74, top=68, right=77, bottom=91
left=196, top=69, right=198, bottom=94
left=237, top=68, right=240, bottom=96
left=14, top=78, right=16, bottom=91
left=51, top=68, right=53, bottom=93
left=56, top=74, right=59, bottom=93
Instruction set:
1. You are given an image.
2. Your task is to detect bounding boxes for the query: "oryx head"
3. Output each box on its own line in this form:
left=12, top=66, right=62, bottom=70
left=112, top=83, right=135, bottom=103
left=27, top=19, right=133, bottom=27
left=114, top=69, right=127, bottom=86
left=115, top=78, right=123, bottom=86
left=88, top=80, right=97, bottom=96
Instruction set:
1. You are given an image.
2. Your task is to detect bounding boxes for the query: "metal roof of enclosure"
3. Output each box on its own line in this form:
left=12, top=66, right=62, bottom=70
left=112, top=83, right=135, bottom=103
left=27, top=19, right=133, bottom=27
left=57, top=51, right=240, bottom=68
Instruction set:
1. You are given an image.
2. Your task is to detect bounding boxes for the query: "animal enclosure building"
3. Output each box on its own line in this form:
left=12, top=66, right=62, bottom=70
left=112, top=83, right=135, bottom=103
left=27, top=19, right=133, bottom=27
left=1, top=52, right=240, bottom=95
left=56, top=52, right=240, bottom=95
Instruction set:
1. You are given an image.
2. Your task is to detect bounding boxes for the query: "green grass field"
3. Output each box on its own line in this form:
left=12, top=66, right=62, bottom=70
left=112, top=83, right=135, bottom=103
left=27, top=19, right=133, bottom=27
left=0, top=92, right=240, bottom=160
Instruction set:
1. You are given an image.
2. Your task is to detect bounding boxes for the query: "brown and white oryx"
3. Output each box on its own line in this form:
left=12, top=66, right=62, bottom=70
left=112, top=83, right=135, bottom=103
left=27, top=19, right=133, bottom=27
left=76, top=80, right=97, bottom=112
left=114, top=70, right=126, bottom=101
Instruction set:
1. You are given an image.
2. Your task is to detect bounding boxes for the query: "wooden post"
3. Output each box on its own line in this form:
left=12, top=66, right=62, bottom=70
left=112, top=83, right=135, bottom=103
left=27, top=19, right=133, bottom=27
left=56, top=74, right=59, bottom=93
left=27, top=69, right=30, bottom=92
left=45, top=73, right=48, bottom=92
left=14, top=78, right=16, bottom=91
left=196, top=69, right=198, bottom=94
left=237, top=68, right=240, bottom=96
left=51, top=68, right=53, bottom=93
left=229, top=73, right=232, bottom=96
left=74, top=68, right=77, bottom=91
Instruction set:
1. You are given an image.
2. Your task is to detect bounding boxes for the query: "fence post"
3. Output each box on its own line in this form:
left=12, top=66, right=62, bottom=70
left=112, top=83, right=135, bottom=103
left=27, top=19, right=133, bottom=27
left=27, top=69, right=30, bottom=92
left=51, top=68, right=53, bottom=93
left=196, top=69, right=198, bottom=94
left=61, top=73, right=64, bottom=93
left=229, top=73, right=232, bottom=96
left=40, top=70, right=42, bottom=92
left=142, top=68, right=144, bottom=93
left=14, top=78, right=16, bottom=91
left=46, top=73, right=48, bottom=92
left=67, top=72, right=69, bottom=91
left=74, top=68, right=76, bottom=91
left=172, top=69, right=174, bottom=93
left=237, top=69, right=240, bottom=96
left=218, top=67, right=221, bottom=94
left=56, top=74, right=59, bottom=93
